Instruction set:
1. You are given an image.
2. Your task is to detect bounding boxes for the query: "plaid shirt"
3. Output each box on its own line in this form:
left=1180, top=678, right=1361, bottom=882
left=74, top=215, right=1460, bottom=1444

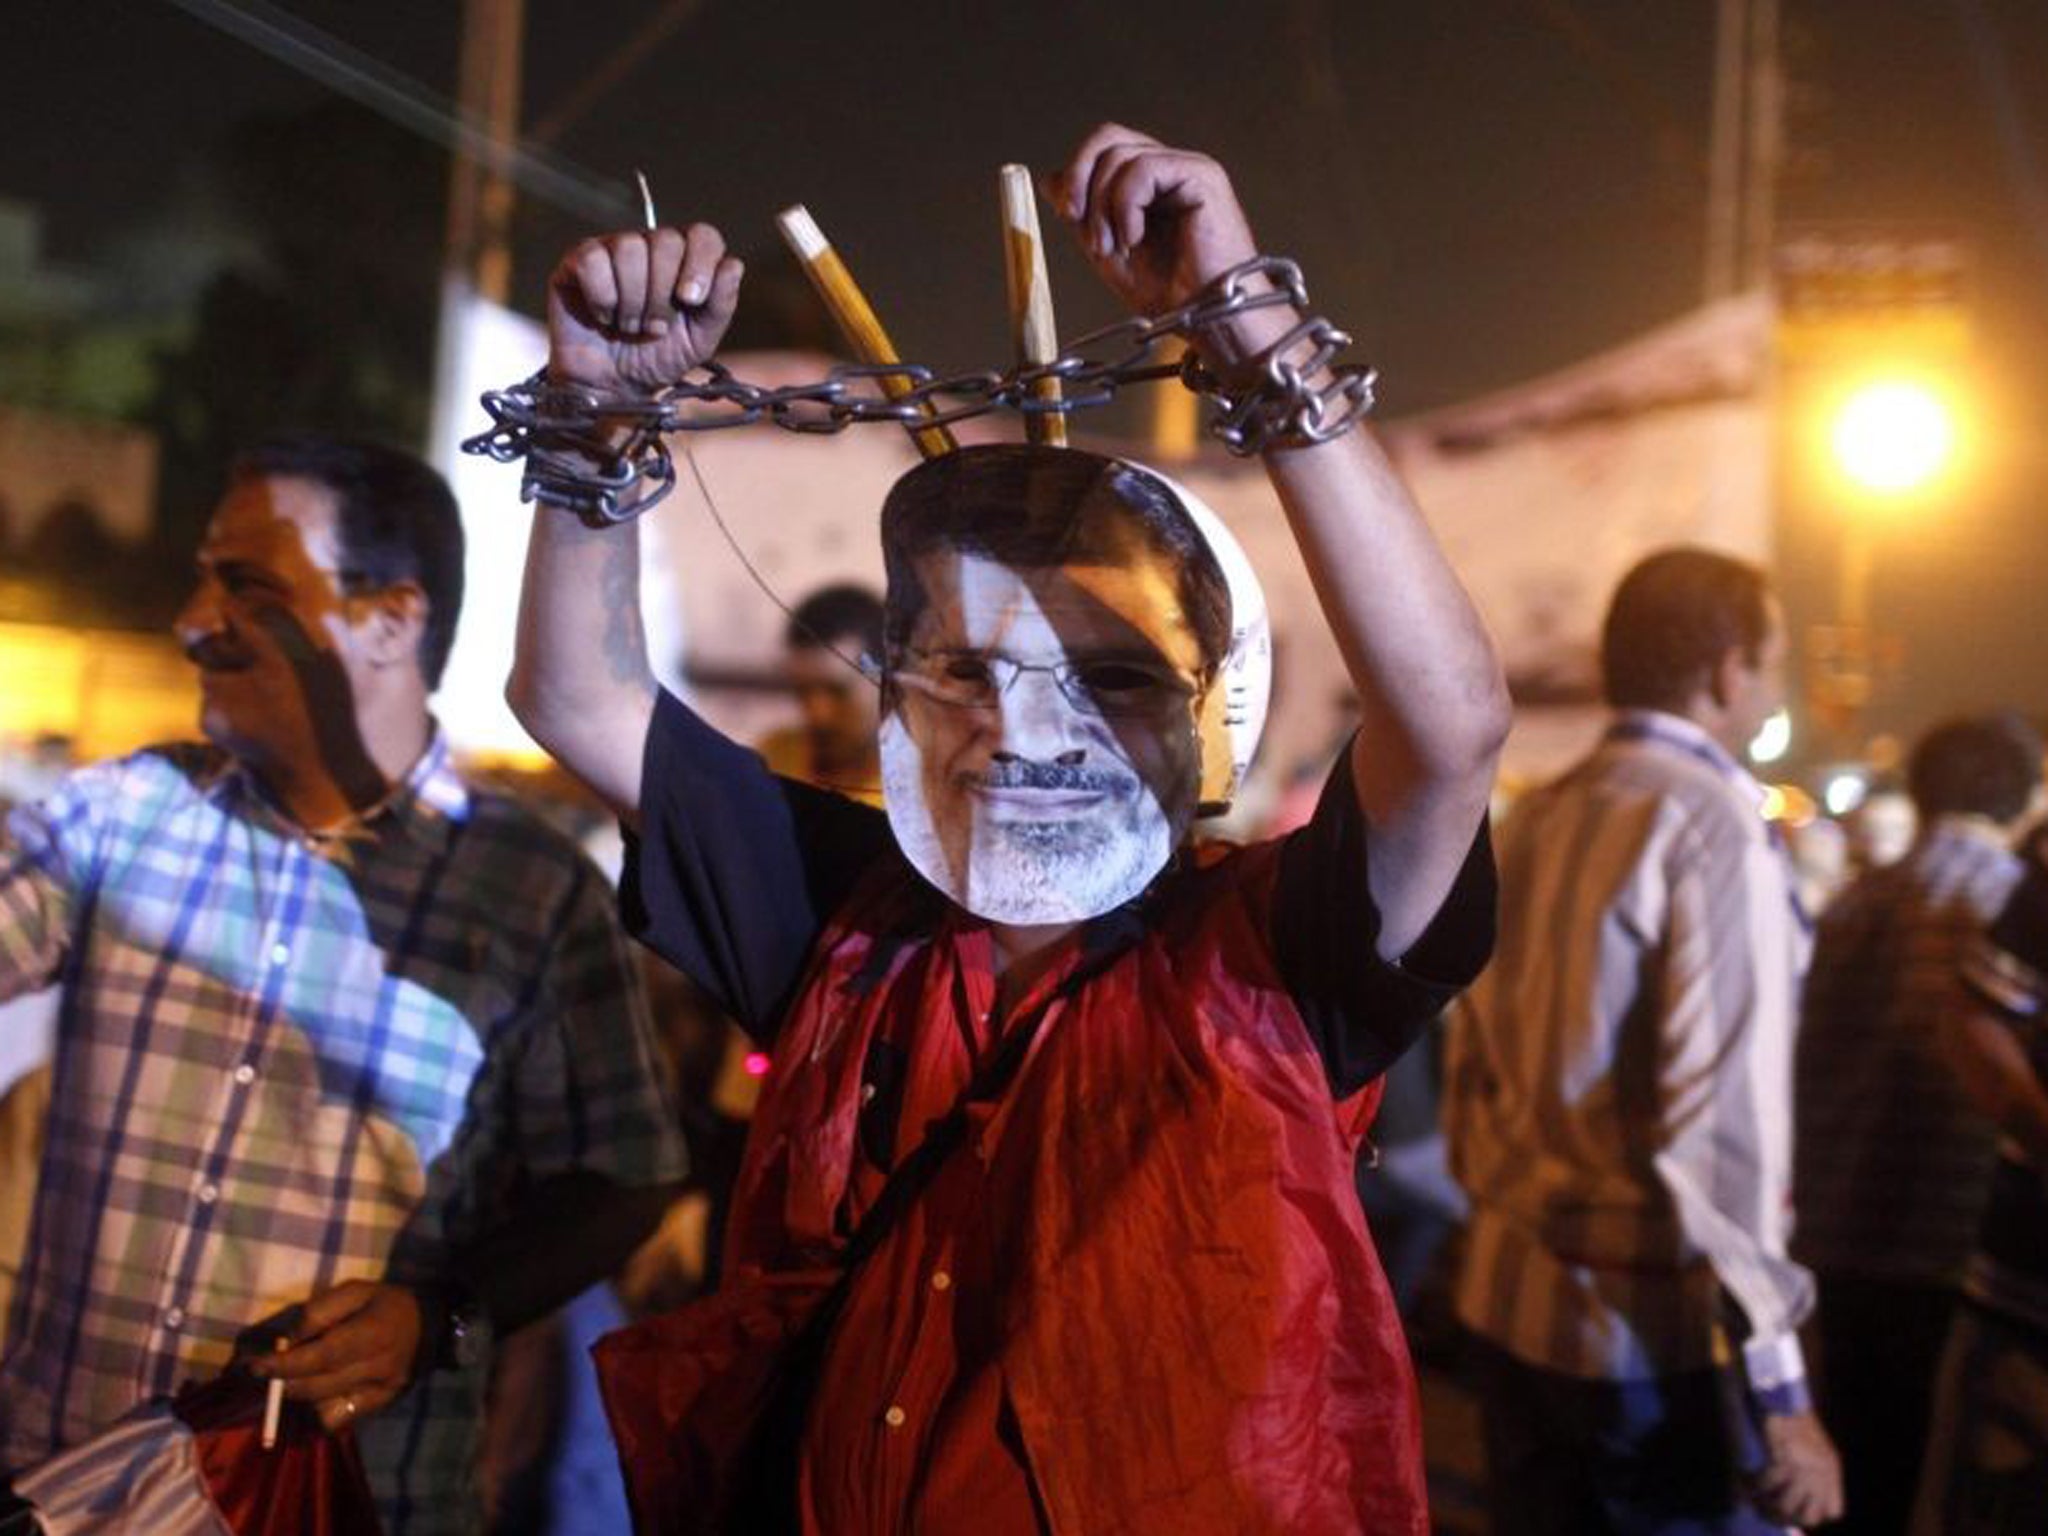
left=1793, top=816, right=2022, bottom=1287
left=1959, top=859, right=2048, bottom=1336
left=0, top=736, right=684, bottom=1535
left=1446, top=713, right=1815, bottom=1404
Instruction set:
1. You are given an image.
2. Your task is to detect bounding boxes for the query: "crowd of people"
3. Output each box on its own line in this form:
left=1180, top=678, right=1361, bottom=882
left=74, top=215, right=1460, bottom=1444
left=1440, top=554, right=2048, bottom=1535
left=0, top=123, right=2044, bottom=1536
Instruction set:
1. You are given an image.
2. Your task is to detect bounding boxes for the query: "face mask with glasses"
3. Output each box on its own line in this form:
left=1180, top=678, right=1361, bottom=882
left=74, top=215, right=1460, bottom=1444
left=892, top=646, right=1203, bottom=719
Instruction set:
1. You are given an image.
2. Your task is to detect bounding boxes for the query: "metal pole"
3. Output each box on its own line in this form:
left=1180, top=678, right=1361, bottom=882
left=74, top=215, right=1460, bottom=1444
left=1741, top=0, right=1783, bottom=293
left=1704, top=0, right=1746, bottom=300
left=1832, top=512, right=1876, bottom=736
left=446, top=0, right=525, bottom=305
left=428, top=0, right=524, bottom=462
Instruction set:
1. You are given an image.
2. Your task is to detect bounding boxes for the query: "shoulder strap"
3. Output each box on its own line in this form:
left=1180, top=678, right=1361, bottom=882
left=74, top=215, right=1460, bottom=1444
left=837, top=919, right=1136, bottom=1269
left=734, top=909, right=1145, bottom=1530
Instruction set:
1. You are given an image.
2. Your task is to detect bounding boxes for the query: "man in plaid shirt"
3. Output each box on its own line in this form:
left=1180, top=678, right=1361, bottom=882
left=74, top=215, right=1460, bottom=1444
left=1914, top=843, right=2048, bottom=1531
left=0, top=438, right=686, bottom=1534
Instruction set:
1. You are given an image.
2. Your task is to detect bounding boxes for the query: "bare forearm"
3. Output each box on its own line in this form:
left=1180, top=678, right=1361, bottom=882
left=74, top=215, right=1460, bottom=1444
left=1190, top=288, right=1509, bottom=823
left=508, top=505, right=656, bottom=820
left=1259, top=427, right=1506, bottom=955
left=513, top=221, right=742, bottom=819
left=1264, top=429, right=1510, bottom=807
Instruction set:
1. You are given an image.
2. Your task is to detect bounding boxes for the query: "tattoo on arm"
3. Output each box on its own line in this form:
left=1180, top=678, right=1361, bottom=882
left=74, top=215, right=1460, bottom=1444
left=598, top=531, right=653, bottom=689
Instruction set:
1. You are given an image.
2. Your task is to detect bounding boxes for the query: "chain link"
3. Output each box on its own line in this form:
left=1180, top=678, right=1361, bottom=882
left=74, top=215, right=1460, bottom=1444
left=462, top=256, right=1377, bottom=524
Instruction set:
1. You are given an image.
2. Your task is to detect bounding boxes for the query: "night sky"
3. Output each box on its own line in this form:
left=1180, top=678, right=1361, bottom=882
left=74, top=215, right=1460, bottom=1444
left=5, top=0, right=2047, bottom=752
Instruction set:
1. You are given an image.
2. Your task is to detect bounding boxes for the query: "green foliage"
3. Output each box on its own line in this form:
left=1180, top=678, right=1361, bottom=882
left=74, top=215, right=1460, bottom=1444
left=141, top=101, right=446, bottom=615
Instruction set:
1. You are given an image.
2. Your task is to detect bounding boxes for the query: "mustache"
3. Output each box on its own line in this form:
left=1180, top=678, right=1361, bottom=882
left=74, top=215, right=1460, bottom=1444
left=185, top=634, right=256, bottom=672
left=962, top=760, right=1135, bottom=795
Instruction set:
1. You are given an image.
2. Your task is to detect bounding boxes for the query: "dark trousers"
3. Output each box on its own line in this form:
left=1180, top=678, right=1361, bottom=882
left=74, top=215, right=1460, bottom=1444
left=1471, top=1338, right=1785, bottom=1536
left=1912, top=1302, right=2048, bottom=1536
left=1812, top=1272, right=1959, bottom=1536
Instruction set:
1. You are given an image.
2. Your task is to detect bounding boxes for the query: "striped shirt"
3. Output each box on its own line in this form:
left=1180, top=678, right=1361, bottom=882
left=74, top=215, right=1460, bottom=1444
left=1958, top=860, right=2048, bottom=1337
left=0, top=737, right=685, bottom=1535
left=1446, top=710, right=1814, bottom=1402
left=1793, top=816, right=2021, bottom=1287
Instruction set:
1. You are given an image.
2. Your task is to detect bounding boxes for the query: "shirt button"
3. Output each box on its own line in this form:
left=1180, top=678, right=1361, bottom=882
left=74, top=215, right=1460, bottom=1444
left=233, top=1063, right=257, bottom=1086
left=164, top=1307, right=185, bottom=1330
left=860, top=1083, right=877, bottom=1105
left=930, top=1271, right=952, bottom=1292
left=269, top=943, right=290, bottom=967
left=883, top=1405, right=906, bottom=1429
left=197, top=1183, right=219, bottom=1205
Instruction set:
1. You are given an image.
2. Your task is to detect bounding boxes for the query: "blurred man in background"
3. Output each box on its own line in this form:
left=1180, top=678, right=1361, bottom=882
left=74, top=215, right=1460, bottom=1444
left=1913, top=828, right=2048, bottom=1531
left=756, top=583, right=885, bottom=807
left=1796, top=713, right=2042, bottom=1535
left=1448, top=547, right=1843, bottom=1534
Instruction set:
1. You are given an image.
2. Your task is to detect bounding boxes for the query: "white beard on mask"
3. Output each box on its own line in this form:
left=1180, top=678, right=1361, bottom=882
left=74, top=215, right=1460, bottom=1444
left=878, top=710, right=1191, bottom=925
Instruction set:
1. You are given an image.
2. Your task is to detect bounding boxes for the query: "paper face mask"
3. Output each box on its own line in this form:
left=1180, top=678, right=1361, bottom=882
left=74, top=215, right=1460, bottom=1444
left=878, top=450, right=1269, bottom=926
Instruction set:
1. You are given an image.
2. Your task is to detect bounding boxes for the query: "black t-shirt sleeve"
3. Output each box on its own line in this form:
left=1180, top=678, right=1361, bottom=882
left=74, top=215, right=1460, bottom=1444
left=1271, top=743, right=1497, bottom=1097
left=618, top=689, right=893, bottom=1041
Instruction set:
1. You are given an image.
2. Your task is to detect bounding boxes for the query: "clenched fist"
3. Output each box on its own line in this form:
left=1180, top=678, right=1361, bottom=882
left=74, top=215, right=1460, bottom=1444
left=547, top=224, right=744, bottom=397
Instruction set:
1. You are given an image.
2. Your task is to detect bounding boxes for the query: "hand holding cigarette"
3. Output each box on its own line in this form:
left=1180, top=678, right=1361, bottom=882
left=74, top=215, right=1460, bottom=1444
left=250, top=1280, right=428, bottom=1435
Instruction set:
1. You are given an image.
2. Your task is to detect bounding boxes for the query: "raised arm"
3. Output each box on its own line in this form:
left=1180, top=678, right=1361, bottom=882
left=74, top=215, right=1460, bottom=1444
left=506, top=226, right=744, bottom=822
left=1047, top=125, right=1510, bottom=957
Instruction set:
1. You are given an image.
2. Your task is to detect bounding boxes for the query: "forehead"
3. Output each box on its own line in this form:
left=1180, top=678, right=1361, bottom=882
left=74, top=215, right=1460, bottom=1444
left=201, top=474, right=343, bottom=574
left=787, top=644, right=860, bottom=690
left=905, top=547, right=1201, bottom=667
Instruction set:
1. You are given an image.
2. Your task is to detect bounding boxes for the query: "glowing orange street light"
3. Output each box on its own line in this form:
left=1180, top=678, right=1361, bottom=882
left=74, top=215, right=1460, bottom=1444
left=1830, top=378, right=1959, bottom=497
left=1810, top=373, right=1963, bottom=747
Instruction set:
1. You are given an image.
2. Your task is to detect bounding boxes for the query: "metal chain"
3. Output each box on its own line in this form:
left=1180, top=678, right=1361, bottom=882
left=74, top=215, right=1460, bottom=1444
left=461, top=256, right=1378, bottom=524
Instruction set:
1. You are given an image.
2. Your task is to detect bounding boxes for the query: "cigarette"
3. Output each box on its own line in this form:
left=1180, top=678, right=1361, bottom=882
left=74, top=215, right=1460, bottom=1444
left=635, top=170, right=658, bottom=232
left=261, top=1375, right=285, bottom=1450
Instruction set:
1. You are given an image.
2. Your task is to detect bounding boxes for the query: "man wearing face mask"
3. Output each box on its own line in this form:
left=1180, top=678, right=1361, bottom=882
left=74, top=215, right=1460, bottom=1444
left=507, top=125, right=1508, bottom=1534
left=0, top=438, right=686, bottom=1534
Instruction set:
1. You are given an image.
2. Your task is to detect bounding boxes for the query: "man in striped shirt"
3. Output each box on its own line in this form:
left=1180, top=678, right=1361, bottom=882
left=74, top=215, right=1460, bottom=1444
left=1446, top=548, right=1843, bottom=1533
left=0, top=438, right=686, bottom=1533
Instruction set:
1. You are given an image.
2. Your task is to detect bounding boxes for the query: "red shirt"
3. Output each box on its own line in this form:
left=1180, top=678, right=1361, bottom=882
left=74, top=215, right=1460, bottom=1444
left=599, top=695, right=1494, bottom=1534
left=796, top=921, right=1042, bottom=1533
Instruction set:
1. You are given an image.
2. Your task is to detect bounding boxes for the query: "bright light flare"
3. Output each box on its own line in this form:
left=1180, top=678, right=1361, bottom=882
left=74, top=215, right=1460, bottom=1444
left=1823, top=771, right=1867, bottom=817
left=1830, top=380, right=1957, bottom=496
left=1750, top=709, right=1792, bottom=765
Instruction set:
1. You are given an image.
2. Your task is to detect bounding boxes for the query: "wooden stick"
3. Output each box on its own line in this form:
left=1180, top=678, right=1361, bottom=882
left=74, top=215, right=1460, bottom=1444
left=775, top=205, right=957, bottom=460
left=999, top=164, right=1065, bottom=447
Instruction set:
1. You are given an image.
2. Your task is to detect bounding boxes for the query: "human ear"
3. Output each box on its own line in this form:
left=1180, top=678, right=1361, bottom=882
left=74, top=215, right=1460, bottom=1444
left=357, top=581, right=428, bottom=670
left=1706, top=646, right=1746, bottom=710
